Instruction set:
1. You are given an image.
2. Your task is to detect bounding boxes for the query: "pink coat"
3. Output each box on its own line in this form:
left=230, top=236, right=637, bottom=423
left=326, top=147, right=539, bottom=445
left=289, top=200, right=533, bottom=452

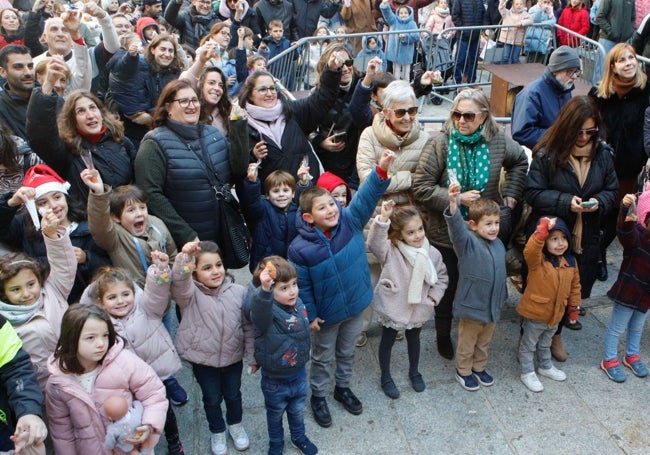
left=45, top=338, right=168, bottom=455
left=498, top=5, right=534, bottom=45
left=171, top=253, right=255, bottom=368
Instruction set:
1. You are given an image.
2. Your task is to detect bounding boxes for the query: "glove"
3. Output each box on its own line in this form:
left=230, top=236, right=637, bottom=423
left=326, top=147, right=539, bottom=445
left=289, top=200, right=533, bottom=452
left=534, top=217, right=555, bottom=241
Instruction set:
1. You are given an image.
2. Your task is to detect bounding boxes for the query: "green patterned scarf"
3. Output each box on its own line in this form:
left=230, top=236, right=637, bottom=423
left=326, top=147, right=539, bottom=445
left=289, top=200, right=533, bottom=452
left=447, top=125, right=491, bottom=219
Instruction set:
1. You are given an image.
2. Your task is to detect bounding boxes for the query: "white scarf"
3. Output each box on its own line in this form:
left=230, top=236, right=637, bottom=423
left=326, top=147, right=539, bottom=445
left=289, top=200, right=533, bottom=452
left=396, top=239, right=437, bottom=304
left=0, top=298, right=41, bottom=327
left=245, top=101, right=286, bottom=148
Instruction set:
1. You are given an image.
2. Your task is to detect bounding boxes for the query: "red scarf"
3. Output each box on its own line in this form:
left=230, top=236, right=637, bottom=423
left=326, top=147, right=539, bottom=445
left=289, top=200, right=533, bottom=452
left=612, top=75, right=637, bottom=98
left=77, top=125, right=108, bottom=144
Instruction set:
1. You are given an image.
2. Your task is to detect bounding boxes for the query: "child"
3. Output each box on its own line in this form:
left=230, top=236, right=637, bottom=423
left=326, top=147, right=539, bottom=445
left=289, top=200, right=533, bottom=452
left=239, top=164, right=311, bottom=273
left=307, top=26, right=331, bottom=89
left=353, top=35, right=386, bottom=75
left=288, top=149, right=395, bottom=427
left=258, top=19, right=291, bottom=62
left=422, top=0, right=455, bottom=39
left=45, top=304, right=168, bottom=454
left=135, top=16, right=159, bottom=46
left=1, top=164, right=111, bottom=303
left=0, top=202, right=77, bottom=390
left=445, top=184, right=507, bottom=391
left=517, top=217, right=581, bottom=392
left=366, top=203, right=448, bottom=399
left=80, top=254, right=185, bottom=454
left=601, top=190, right=650, bottom=383
left=497, top=0, right=534, bottom=64
left=379, top=0, right=419, bottom=81
left=245, top=256, right=317, bottom=455
left=103, top=397, right=149, bottom=454
left=223, top=26, right=255, bottom=97
left=316, top=171, right=351, bottom=209
left=80, top=169, right=177, bottom=290
left=171, top=240, right=255, bottom=455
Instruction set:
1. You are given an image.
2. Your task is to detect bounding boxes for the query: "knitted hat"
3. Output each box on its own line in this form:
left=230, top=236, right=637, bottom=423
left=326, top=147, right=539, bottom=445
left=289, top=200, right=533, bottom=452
left=638, top=182, right=650, bottom=227
left=547, top=46, right=581, bottom=73
left=23, top=164, right=70, bottom=199
left=316, top=171, right=352, bottom=206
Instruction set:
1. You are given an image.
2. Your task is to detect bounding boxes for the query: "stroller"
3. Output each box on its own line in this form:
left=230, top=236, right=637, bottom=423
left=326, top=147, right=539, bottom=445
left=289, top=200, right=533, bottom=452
left=418, top=34, right=455, bottom=105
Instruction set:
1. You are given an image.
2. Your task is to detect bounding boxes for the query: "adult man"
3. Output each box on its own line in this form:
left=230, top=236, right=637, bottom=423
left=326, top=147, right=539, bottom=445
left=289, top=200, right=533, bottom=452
left=112, top=13, right=135, bottom=37
left=452, top=0, right=486, bottom=84
left=164, top=0, right=221, bottom=51
left=140, top=0, right=163, bottom=19
left=594, top=0, right=635, bottom=54
left=511, top=46, right=582, bottom=149
left=292, top=0, right=339, bottom=39
left=255, top=0, right=300, bottom=42
left=0, top=45, right=34, bottom=140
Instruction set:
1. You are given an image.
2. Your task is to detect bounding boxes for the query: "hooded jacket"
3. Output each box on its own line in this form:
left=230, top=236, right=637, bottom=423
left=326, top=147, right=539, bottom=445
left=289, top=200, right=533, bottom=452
left=380, top=4, right=420, bottom=64
left=353, top=35, right=387, bottom=73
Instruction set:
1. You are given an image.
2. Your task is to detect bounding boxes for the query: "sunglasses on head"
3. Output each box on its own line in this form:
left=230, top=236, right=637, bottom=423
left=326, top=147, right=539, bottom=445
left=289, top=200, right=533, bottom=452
left=577, top=127, right=599, bottom=137
left=391, top=106, right=418, bottom=118
left=451, top=111, right=481, bottom=122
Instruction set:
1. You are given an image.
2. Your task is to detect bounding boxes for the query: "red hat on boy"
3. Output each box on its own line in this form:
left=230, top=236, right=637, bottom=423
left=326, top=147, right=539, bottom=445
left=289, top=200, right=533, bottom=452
left=23, top=164, right=71, bottom=199
left=638, top=182, right=650, bottom=227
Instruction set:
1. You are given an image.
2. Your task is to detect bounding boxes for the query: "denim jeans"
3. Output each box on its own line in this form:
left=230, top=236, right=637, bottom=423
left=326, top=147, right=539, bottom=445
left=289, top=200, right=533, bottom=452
left=261, top=370, right=307, bottom=445
left=454, top=37, right=480, bottom=84
left=191, top=361, right=243, bottom=433
left=604, top=303, right=649, bottom=361
left=501, top=44, right=521, bottom=64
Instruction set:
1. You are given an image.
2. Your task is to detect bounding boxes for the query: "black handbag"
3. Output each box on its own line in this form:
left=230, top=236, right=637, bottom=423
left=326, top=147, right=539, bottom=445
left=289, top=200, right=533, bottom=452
left=190, top=134, right=251, bottom=269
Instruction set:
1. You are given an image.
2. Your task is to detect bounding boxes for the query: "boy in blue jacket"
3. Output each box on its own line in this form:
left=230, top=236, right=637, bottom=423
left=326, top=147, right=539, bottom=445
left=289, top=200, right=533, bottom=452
left=288, top=150, right=395, bottom=428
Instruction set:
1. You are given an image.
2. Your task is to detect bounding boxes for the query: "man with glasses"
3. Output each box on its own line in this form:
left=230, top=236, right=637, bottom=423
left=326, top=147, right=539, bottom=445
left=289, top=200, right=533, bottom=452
left=164, top=0, right=220, bottom=50
left=511, top=45, right=582, bottom=149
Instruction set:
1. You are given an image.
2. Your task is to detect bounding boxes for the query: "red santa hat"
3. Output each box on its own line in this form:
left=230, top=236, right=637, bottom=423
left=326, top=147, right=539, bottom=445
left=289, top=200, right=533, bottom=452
left=23, top=164, right=71, bottom=199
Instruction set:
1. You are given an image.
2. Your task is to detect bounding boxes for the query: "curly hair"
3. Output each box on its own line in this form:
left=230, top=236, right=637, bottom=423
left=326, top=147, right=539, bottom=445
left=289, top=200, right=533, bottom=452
left=144, top=33, right=183, bottom=74
left=387, top=205, right=424, bottom=246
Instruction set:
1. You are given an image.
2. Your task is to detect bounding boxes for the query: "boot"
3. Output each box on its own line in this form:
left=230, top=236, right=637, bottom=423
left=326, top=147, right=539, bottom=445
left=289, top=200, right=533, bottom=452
left=551, top=334, right=567, bottom=362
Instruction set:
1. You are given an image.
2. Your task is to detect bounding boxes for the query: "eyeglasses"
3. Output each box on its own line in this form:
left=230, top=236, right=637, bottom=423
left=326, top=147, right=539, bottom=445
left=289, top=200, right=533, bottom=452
left=390, top=106, right=418, bottom=118
left=254, top=85, right=277, bottom=94
left=577, top=127, right=599, bottom=137
left=566, top=69, right=582, bottom=78
left=172, top=97, right=199, bottom=108
left=451, top=111, right=482, bottom=122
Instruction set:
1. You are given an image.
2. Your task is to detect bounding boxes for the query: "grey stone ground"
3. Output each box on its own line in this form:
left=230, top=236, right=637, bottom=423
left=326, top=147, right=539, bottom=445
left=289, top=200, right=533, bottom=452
left=160, top=92, right=649, bottom=455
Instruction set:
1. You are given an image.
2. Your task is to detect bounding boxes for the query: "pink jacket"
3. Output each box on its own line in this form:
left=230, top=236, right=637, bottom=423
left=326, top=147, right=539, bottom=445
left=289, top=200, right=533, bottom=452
left=9, top=233, right=76, bottom=390
left=79, top=265, right=182, bottom=380
left=45, top=337, right=168, bottom=455
left=366, top=216, right=449, bottom=329
left=498, top=4, right=534, bottom=45
left=423, top=7, right=455, bottom=38
left=171, top=253, right=255, bottom=368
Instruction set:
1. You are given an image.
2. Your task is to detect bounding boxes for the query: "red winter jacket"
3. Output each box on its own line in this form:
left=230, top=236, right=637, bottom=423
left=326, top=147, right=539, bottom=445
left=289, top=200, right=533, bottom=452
left=557, top=4, right=590, bottom=47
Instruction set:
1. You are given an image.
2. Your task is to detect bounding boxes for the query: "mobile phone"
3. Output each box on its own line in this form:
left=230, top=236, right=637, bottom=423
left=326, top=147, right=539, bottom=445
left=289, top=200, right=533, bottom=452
left=332, top=131, right=347, bottom=143
left=580, top=201, right=597, bottom=208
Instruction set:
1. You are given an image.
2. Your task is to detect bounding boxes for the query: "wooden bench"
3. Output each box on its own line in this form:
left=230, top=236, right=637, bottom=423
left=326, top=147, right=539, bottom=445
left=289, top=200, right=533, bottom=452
left=483, top=62, right=592, bottom=117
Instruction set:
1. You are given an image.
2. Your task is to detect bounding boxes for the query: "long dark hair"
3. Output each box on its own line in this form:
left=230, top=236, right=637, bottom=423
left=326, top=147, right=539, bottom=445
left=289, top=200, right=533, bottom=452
left=198, top=66, right=232, bottom=127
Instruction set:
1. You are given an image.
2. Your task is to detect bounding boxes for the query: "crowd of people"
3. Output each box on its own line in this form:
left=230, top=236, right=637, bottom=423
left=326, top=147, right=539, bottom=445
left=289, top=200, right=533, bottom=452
left=0, top=0, right=649, bottom=455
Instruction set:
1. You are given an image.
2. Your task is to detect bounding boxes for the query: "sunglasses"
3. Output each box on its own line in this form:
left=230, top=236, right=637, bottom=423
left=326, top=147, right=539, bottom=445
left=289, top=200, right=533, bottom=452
left=577, top=127, right=599, bottom=137
left=390, top=106, right=418, bottom=118
left=343, top=58, right=354, bottom=67
left=451, top=111, right=482, bottom=122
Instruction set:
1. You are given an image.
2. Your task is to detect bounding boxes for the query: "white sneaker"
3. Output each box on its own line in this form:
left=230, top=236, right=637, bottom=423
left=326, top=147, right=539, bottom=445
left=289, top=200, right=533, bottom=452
left=538, top=366, right=567, bottom=382
left=520, top=372, right=544, bottom=392
left=228, top=423, right=250, bottom=451
left=211, top=431, right=228, bottom=455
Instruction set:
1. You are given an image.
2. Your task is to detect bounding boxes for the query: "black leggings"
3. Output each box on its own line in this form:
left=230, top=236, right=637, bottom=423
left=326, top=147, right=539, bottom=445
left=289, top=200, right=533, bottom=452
left=378, top=326, right=422, bottom=380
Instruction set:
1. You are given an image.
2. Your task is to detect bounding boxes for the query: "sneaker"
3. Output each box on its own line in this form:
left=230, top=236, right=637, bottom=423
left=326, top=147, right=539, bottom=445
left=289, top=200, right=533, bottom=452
left=210, top=432, right=228, bottom=455
left=472, top=369, right=494, bottom=387
left=290, top=436, right=318, bottom=455
left=164, top=377, right=189, bottom=406
left=601, top=359, right=627, bottom=383
left=520, top=372, right=544, bottom=392
left=333, top=387, right=363, bottom=415
left=228, top=423, right=250, bottom=451
left=268, top=441, right=284, bottom=455
left=381, top=378, right=400, bottom=399
left=565, top=320, right=582, bottom=330
left=355, top=331, right=368, bottom=348
left=576, top=306, right=586, bottom=316
left=310, top=396, right=332, bottom=428
left=395, top=331, right=404, bottom=341
left=623, top=355, right=649, bottom=378
left=538, top=366, right=567, bottom=381
left=409, top=372, right=426, bottom=392
left=455, top=370, right=479, bottom=391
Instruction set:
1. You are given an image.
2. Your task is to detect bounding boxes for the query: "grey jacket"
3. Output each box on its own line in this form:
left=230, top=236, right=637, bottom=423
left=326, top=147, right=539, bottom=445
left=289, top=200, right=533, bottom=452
left=595, top=0, right=635, bottom=42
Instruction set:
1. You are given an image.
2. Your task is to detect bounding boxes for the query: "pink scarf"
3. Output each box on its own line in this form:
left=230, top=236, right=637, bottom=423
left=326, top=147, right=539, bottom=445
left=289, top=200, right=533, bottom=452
left=244, top=101, right=286, bottom=148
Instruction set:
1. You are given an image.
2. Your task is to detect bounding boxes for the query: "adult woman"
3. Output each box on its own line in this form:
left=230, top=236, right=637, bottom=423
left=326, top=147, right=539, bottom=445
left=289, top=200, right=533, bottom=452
left=589, top=43, right=650, bottom=280
left=310, top=43, right=364, bottom=189
left=107, top=33, right=183, bottom=147
left=199, top=22, right=233, bottom=69
left=237, top=50, right=345, bottom=184
left=412, top=88, right=528, bottom=359
left=134, top=80, right=248, bottom=251
left=0, top=8, right=24, bottom=50
left=26, top=85, right=136, bottom=207
left=217, top=0, right=261, bottom=47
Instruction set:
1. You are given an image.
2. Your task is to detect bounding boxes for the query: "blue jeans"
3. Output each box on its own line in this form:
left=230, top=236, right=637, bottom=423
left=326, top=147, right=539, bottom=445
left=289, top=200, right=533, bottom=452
left=604, top=303, right=649, bottom=361
left=191, top=361, right=243, bottom=433
left=261, top=370, right=307, bottom=445
left=501, top=44, right=521, bottom=64
left=454, top=37, right=480, bottom=84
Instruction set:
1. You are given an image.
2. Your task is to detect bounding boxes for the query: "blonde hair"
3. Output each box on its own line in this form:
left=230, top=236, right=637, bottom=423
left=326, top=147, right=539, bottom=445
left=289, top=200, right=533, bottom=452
left=596, top=43, right=647, bottom=98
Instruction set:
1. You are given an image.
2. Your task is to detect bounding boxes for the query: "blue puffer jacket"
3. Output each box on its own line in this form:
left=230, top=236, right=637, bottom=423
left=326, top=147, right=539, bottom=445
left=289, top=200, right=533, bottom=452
left=107, top=50, right=149, bottom=116
left=524, top=4, right=556, bottom=54
left=380, top=4, right=419, bottom=65
left=164, top=2, right=221, bottom=50
left=353, top=35, right=387, bottom=73
left=288, top=168, right=389, bottom=325
left=452, top=0, right=486, bottom=40
left=239, top=177, right=300, bottom=272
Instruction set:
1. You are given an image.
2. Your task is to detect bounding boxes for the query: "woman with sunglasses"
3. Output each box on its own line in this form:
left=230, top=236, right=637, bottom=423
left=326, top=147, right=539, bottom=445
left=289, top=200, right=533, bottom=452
left=134, top=79, right=249, bottom=251
left=412, top=88, right=528, bottom=360
left=588, top=43, right=650, bottom=282
left=237, top=49, right=345, bottom=184
left=524, top=96, right=618, bottom=358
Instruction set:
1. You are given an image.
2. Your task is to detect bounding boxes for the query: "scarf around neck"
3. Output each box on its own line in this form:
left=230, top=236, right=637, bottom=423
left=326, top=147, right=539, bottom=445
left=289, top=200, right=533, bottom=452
left=396, top=239, right=437, bottom=305
left=567, top=150, right=592, bottom=254
left=612, top=74, right=637, bottom=98
left=0, top=298, right=41, bottom=327
left=245, top=101, right=286, bottom=148
left=447, top=125, right=490, bottom=219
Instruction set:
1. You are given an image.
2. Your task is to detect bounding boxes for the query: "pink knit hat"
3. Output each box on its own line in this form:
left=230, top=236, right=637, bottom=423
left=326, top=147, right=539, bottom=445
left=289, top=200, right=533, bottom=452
left=23, top=164, right=70, bottom=199
left=638, top=182, right=650, bottom=227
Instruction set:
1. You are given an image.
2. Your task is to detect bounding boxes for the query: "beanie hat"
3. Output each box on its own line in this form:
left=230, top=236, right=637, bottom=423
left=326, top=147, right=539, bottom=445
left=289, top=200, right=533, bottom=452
left=638, top=182, right=650, bottom=227
left=136, top=17, right=159, bottom=40
left=547, top=46, right=581, bottom=73
left=142, top=0, right=162, bottom=6
left=23, top=164, right=70, bottom=199
left=540, top=216, right=576, bottom=267
left=316, top=171, right=351, bottom=205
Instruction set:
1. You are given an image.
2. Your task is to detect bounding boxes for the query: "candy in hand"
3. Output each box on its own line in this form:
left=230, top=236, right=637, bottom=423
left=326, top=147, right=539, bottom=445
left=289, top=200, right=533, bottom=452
left=384, top=199, right=396, bottom=209
left=265, top=261, right=277, bottom=279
